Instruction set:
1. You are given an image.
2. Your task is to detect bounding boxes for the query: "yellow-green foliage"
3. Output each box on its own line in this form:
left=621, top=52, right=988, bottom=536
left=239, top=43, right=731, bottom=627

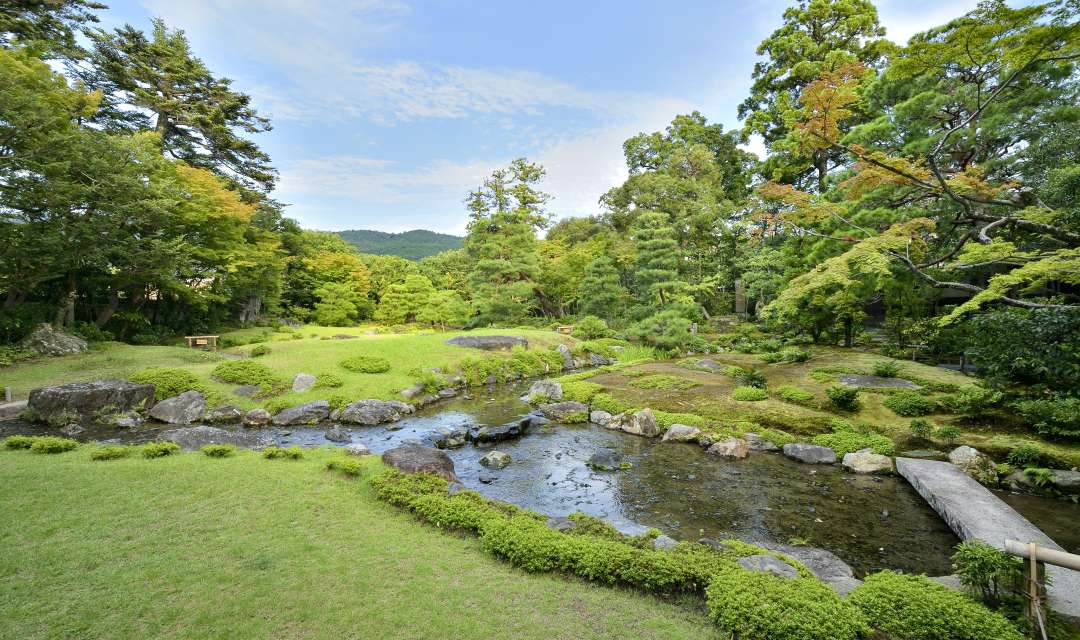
left=211, top=360, right=279, bottom=391
left=90, top=445, right=133, bottom=461
left=340, top=355, right=391, bottom=373
left=732, top=386, right=768, bottom=401
left=775, top=385, right=815, bottom=405
left=2, top=435, right=35, bottom=450
left=314, top=372, right=343, bottom=388
left=27, top=436, right=79, bottom=454
left=589, top=392, right=631, bottom=415
left=129, top=367, right=209, bottom=400
left=561, top=381, right=603, bottom=404
left=812, top=420, right=894, bottom=456
left=458, top=349, right=565, bottom=386
left=140, top=441, right=180, bottom=458
left=200, top=444, right=236, bottom=458
left=263, top=446, right=304, bottom=460
left=847, top=572, right=1023, bottom=640
left=325, top=457, right=362, bottom=476
left=629, top=374, right=698, bottom=391
left=652, top=411, right=710, bottom=431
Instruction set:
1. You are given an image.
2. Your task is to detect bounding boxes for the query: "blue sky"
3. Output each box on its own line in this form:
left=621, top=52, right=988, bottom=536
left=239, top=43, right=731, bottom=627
left=99, top=0, right=981, bottom=234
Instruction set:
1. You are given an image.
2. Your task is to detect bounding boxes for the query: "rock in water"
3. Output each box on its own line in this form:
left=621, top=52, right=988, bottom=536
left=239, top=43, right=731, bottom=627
left=324, top=425, right=351, bottom=443
left=589, top=410, right=613, bottom=427
left=661, top=424, right=701, bottom=443
left=28, top=379, right=155, bottom=426
left=382, top=445, right=459, bottom=482
left=161, top=425, right=273, bottom=450
left=148, top=390, right=207, bottom=424
left=344, top=443, right=370, bottom=456
left=291, top=373, right=316, bottom=392
left=18, top=323, right=87, bottom=357
left=615, top=409, right=660, bottom=437
left=842, top=449, right=894, bottom=474
left=744, top=432, right=780, bottom=452
left=271, top=400, right=330, bottom=426
left=337, top=400, right=414, bottom=425
left=431, top=426, right=468, bottom=449
left=524, top=379, right=563, bottom=403
left=206, top=405, right=243, bottom=424
left=587, top=450, right=624, bottom=471
left=737, top=555, right=798, bottom=579
left=444, top=335, right=527, bottom=351
left=479, top=450, right=512, bottom=469
left=243, top=408, right=271, bottom=427
left=708, top=438, right=749, bottom=459
left=782, top=443, right=837, bottom=464
left=539, top=401, right=589, bottom=423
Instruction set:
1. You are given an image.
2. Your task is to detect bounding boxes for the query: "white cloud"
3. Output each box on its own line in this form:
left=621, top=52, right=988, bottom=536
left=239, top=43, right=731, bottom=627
left=877, top=0, right=979, bottom=44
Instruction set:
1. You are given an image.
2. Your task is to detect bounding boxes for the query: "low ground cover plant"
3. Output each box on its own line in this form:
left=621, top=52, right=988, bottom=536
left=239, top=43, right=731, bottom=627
left=211, top=360, right=279, bottom=391
left=775, top=385, right=814, bottom=405
left=129, top=367, right=209, bottom=400
left=263, top=446, right=304, bottom=460
left=883, top=390, right=936, bottom=417
left=826, top=385, right=860, bottom=411
left=141, top=441, right=181, bottom=458
left=629, top=374, right=698, bottom=391
left=90, top=445, right=133, bottom=461
left=812, top=419, right=894, bottom=456
left=201, top=444, right=236, bottom=458
left=340, top=355, right=391, bottom=373
left=732, top=386, right=768, bottom=402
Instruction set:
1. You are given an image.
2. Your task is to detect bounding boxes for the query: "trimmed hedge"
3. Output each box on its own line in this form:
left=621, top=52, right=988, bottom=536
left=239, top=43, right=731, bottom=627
left=883, top=390, right=936, bottom=417
left=3, top=435, right=79, bottom=454
left=340, top=355, right=391, bottom=374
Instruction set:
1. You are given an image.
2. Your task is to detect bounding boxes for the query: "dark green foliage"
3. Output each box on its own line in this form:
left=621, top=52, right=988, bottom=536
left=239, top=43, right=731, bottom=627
left=847, top=571, right=1023, bottom=640
left=339, top=355, right=391, bottom=374
left=28, top=436, right=79, bottom=454
left=211, top=361, right=278, bottom=391
left=936, top=425, right=961, bottom=445
left=826, top=385, right=860, bottom=411
left=883, top=390, right=936, bottom=417
left=90, top=445, right=133, bottom=460
left=578, top=257, right=625, bottom=322
left=872, top=360, right=903, bottom=378
left=951, top=541, right=1023, bottom=606
left=200, top=444, right=235, bottom=458
left=630, top=309, right=694, bottom=352
left=909, top=419, right=934, bottom=439
left=1006, top=444, right=1046, bottom=469
left=1014, top=396, right=1080, bottom=440
left=129, top=367, right=207, bottom=401
left=571, top=316, right=611, bottom=340
left=140, top=441, right=180, bottom=458
left=336, top=229, right=462, bottom=261
left=325, top=457, right=362, bottom=477
left=968, top=309, right=1080, bottom=394
left=940, top=387, right=1003, bottom=420
left=729, top=367, right=767, bottom=389
left=631, top=212, right=681, bottom=306
left=263, top=446, right=303, bottom=460
left=813, top=419, right=894, bottom=456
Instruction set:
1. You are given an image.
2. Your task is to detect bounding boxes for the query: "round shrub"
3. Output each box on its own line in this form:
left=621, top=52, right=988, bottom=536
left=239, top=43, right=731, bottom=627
left=201, top=444, right=236, bottom=458
left=339, top=355, right=391, bottom=374
left=314, top=372, right=343, bottom=388
left=847, top=571, right=1023, bottom=640
left=731, top=368, right=767, bottom=389
left=129, top=367, right=208, bottom=401
left=211, top=360, right=278, bottom=391
left=249, top=344, right=271, bottom=357
left=2, top=435, right=35, bottom=450
left=936, top=425, right=961, bottom=444
left=326, top=457, right=362, bottom=476
left=872, top=360, right=903, bottom=378
left=776, top=385, right=814, bottom=404
left=141, top=441, right=181, bottom=458
left=29, top=436, right=79, bottom=454
left=572, top=315, right=611, bottom=340
left=909, top=418, right=934, bottom=439
left=883, top=390, right=936, bottom=417
left=91, top=445, right=133, bottom=461
left=826, top=385, right=861, bottom=411
left=732, top=386, right=768, bottom=402
left=812, top=420, right=895, bottom=456
left=263, top=446, right=303, bottom=460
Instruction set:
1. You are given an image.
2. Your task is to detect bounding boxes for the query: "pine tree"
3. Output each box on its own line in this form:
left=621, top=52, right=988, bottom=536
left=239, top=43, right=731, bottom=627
left=578, top=256, right=625, bottom=321
left=632, top=212, right=681, bottom=306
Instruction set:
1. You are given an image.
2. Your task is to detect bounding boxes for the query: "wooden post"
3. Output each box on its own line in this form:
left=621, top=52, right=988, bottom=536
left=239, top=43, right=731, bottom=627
left=3, top=387, right=10, bottom=403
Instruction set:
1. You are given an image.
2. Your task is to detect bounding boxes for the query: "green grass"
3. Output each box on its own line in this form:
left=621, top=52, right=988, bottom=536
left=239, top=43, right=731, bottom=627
left=2, top=327, right=575, bottom=410
left=0, top=447, right=713, bottom=640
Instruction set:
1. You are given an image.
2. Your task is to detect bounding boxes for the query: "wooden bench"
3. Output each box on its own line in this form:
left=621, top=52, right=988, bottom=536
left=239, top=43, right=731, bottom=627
left=556, top=325, right=575, bottom=335
left=184, top=335, right=219, bottom=350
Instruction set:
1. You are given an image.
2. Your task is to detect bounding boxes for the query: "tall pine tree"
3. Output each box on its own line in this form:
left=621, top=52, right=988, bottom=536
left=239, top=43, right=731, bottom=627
left=632, top=212, right=681, bottom=307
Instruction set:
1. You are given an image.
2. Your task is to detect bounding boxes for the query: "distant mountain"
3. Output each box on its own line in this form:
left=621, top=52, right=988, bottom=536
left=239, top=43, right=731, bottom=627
left=336, top=229, right=463, bottom=260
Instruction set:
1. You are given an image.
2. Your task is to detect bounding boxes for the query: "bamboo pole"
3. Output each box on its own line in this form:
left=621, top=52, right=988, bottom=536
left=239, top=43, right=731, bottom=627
left=1005, top=540, right=1080, bottom=571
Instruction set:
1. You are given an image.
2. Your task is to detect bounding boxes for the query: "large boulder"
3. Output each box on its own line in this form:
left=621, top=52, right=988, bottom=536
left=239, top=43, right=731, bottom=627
left=539, top=401, right=589, bottom=423
left=948, top=445, right=983, bottom=467
left=589, top=410, right=614, bottom=427
left=148, top=390, right=207, bottom=425
left=614, top=409, right=660, bottom=437
left=737, top=555, right=798, bottom=579
left=587, top=450, right=624, bottom=472
left=243, top=408, right=271, bottom=427
left=470, top=415, right=540, bottom=443
left=479, top=450, right=512, bottom=469
left=160, top=425, right=273, bottom=450
left=271, top=400, right=330, bottom=426
left=842, top=449, right=894, bottom=474
left=18, top=323, right=87, bottom=357
left=744, top=432, right=780, bottom=452
left=28, top=379, right=154, bottom=426
left=206, top=405, right=243, bottom=424
left=431, top=426, right=469, bottom=449
left=524, top=380, right=563, bottom=403
left=782, top=443, right=837, bottom=465
left=661, top=424, right=701, bottom=443
left=381, top=445, right=459, bottom=482
left=444, top=335, right=527, bottom=351
left=291, top=373, right=316, bottom=392
left=1050, top=470, right=1080, bottom=494
left=708, top=437, right=750, bottom=459
left=556, top=344, right=575, bottom=370
left=764, top=544, right=861, bottom=595
left=337, top=400, right=414, bottom=425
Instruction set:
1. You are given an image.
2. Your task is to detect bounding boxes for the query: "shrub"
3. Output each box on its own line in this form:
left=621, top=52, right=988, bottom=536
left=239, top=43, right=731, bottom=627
left=589, top=392, right=631, bottom=415
left=812, top=420, right=894, bottom=456
left=141, top=441, right=181, bottom=458
left=571, top=316, right=611, bottom=340
left=326, top=457, right=362, bottom=476
left=872, top=360, right=902, bottom=378
left=732, top=386, right=768, bottom=402
left=2, top=435, right=35, bottom=450
left=561, top=381, right=602, bottom=404
left=909, top=419, right=934, bottom=439
left=1013, top=396, right=1080, bottom=440
left=936, top=425, right=961, bottom=444
left=129, top=367, right=207, bottom=401
left=628, top=374, right=698, bottom=391
left=939, top=387, right=1004, bottom=420
left=27, top=436, right=79, bottom=454
left=848, top=571, right=1023, bottom=640
left=575, top=340, right=618, bottom=361
left=314, top=372, right=343, bottom=388
left=652, top=410, right=710, bottom=431
left=729, top=367, right=766, bottom=388
left=776, top=385, right=814, bottom=404
left=630, top=310, right=694, bottom=352
left=340, top=355, right=391, bottom=373
left=91, top=445, right=133, bottom=461
left=201, top=444, right=236, bottom=458
left=759, top=351, right=784, bottom=363
left=263, top=446, right=303, bottom=460
left=883, top=390, right=936, bottom=417
left=249, top=344, right=271, bottom=357
left=1005, top=444, right=1046, bottom=468
left=211, top=360, right=278, bottom=391
left=826, top=385, right=860, bottom=411
left=951, top=540, right=1023, bottom=605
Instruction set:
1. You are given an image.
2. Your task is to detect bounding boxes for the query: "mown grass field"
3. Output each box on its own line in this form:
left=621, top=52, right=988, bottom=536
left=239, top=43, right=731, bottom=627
left=0, top=447, right=715, bottom=640
left=2, top=326, right=575, bottom=410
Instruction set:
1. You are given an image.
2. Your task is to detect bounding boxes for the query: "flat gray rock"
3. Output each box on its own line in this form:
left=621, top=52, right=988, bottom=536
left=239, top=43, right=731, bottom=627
left=661, top=424, right=701, bottom=443
left=444, top=335, right=527, bottom=351
left=28, top=379, right=154, bottom=425
left=838, top=374, right=919, bottom=389
left=896, top=457, right=1080, bottom=619
left=161, top=425, right=273, bottom=450
left=539, top=401, right=589, bottom=423
left=148, top=391, right=206, bottom=425
left=782, top=443, right=837, bottom=464
left=291, top=373, right=316, bottom=392
left=271, top=400, right=330, bottom=426
left=764, top=544, right=854, bottom=582
left=653, top=534, right=678, bottom=551
left=737, top=554, right=798, bottom=579
left=382, top=445, right=459, bottom=483
left=337, top=399, right=413, bottom=425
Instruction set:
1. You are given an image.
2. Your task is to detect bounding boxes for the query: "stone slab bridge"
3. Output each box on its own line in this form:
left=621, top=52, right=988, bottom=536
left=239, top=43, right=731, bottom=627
left=896, top=457, right=1080, bottom=621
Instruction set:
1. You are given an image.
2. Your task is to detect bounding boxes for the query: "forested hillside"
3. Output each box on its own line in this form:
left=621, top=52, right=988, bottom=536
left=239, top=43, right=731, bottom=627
left=336, top=229, right=462, bottom=260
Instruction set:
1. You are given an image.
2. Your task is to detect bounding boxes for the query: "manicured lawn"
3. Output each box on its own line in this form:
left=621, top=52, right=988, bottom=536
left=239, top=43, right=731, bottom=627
left=2, top=327, right=575, bottom=410
left=0, top=447, right=714, bottom=640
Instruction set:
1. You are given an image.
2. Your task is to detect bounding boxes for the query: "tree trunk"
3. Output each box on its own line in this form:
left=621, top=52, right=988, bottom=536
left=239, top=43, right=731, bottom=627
left=95, top=289, right=120, bottom=327
left=54, top=274, right=76, bottom=328
left=3, top=288, right=25, bottom=312
left=843, top=317, right=854, bottom=348
left=238, top=296, right=262, bottom=325
left=815, top=150, right=828, bottom=193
